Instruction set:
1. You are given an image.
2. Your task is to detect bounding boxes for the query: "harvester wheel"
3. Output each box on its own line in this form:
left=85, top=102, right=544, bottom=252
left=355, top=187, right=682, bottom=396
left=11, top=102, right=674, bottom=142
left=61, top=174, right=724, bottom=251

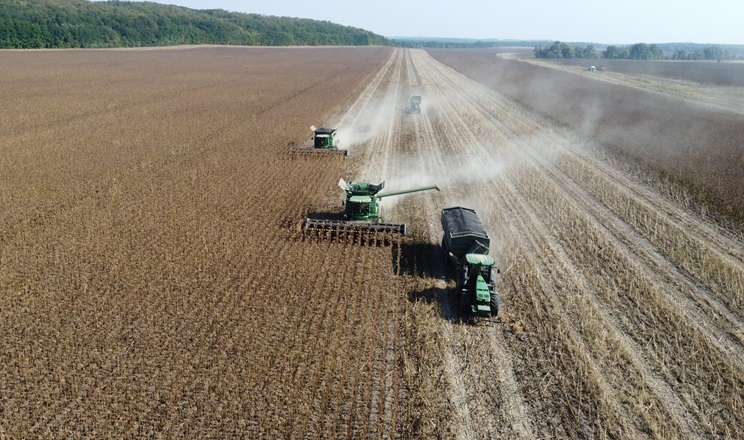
left=489, top=291, right=499, bottom=317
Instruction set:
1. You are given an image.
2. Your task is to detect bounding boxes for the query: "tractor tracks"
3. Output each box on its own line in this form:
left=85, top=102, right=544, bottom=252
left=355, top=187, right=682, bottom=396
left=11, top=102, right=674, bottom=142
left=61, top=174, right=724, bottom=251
left=331, top=47, right=744, bottom=438
left=407, top=54, right=480, bottom=440
left=405, top=48, right=744, bottom=438
left=436, top=61, right=744, bottom=370
left=408, top=49, right=536, bottom=440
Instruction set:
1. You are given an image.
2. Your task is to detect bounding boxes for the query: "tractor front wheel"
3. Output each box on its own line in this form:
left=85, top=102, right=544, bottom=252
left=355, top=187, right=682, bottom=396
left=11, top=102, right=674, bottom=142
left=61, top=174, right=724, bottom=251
left=489, top=290, right=499, bottom=317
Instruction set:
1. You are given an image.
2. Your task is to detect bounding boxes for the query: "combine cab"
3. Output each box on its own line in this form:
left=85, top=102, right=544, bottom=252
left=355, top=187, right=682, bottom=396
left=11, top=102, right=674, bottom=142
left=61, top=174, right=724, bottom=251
left=304, top=179, right=440, bottom=237
left=289, top=125, right=348, bottom=156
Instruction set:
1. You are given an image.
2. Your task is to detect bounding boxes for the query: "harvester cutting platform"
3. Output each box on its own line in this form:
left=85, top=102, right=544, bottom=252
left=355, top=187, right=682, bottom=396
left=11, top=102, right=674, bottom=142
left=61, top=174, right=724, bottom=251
left=441, top=207, right=499, bottom=319
left=304, top=179, right=440, bottom=235
left=289, top=125, right=348, bottom=156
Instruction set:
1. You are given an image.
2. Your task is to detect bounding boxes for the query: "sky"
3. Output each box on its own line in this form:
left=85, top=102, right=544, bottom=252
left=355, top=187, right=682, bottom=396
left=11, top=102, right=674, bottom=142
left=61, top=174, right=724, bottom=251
left=90, top=0, right=744, bottom=45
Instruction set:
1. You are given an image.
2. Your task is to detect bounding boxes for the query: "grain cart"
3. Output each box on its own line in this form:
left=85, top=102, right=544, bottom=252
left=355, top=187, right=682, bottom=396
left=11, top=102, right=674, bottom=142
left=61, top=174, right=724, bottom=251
left=410, top=96, right=422, bottom=114
left=441, top=207, right=499, bottom=318
left=305, top=179, right=440, bottom=235
left=289, top=125, right=348, bottom=156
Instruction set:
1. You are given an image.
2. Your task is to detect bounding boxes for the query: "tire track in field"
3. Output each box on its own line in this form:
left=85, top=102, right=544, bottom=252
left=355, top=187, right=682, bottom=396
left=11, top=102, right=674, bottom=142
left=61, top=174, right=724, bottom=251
left=409, top=49, right=637, bottom=439
left=404, top=51, right=534, bottom=438
left=449, top=66, right=744, bottom=366
left=420, top=50, right=707, bottom=437
left=404, top=48, right=530, bottom=440
left=401, top=49, right=480, bottom=440
left=435, top=60, right=744, bottom=369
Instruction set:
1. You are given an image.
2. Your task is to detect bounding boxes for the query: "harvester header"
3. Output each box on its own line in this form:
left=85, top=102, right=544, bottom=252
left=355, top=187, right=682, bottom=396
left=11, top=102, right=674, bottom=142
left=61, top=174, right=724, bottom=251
left=289, top=125, right=348, bottom=156
left=304, top=179, right=440, bottom=236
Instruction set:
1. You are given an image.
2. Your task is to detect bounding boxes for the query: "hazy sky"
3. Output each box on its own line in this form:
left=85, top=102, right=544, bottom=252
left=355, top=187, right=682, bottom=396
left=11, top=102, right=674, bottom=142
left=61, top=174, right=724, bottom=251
left=90, top=0, right=743, bottom=45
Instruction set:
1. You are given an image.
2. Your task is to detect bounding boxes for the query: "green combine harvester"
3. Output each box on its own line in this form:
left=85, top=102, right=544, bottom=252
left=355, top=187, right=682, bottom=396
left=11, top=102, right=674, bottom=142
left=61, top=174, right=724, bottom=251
left=289, top=125, right=348, bottom=156
left=304, top=179, right=440, bottom=235
left=441, top=206, right=499, bottom=319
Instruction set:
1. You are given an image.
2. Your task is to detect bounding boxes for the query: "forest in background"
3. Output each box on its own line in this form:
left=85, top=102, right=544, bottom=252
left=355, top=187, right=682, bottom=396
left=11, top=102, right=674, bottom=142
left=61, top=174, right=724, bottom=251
left=0, top=0, right=390, bottom=48
left=533, top=40, right=743, bottom=60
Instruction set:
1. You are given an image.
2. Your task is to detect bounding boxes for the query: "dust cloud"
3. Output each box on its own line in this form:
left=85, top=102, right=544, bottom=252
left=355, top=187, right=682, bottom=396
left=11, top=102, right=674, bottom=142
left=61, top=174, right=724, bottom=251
left=335, top=96, right=391, bottom=151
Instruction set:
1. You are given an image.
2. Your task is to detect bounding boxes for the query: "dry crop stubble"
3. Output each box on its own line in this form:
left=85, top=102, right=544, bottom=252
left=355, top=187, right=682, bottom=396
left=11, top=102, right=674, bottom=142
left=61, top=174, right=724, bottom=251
left=516, top=168, right=723, bottom=438
left=392, top=48, right=744, bottom=439
left=494, top=86, right=740, bottom=435
left=401, top=50, right=542, bottom=438
left=428, top=49, right=744, bottom=222
left=412, top=48, right=638, bottom=438
left=1, top=46, right=451, bottom=438
left=4, top=44, right=744, bottom=439
left=556, top=153, right=744, bottom=313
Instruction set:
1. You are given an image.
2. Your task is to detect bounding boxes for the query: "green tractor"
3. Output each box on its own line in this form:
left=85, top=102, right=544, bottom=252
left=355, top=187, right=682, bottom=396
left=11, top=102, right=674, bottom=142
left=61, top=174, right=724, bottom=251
left=441, top=207, right=499, bottom=319
left=454, top=254, right=498, bottom=318
left=304, top=179, right=440, bottom=235
left=289, top=125, right=348, bottom=156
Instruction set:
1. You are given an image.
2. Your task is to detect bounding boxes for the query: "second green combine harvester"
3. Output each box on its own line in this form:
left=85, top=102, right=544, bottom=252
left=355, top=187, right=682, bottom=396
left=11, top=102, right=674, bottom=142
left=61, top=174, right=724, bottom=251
left=305, top=179, right=440, bottom=235
left=289, top=125, right=348, bottom=156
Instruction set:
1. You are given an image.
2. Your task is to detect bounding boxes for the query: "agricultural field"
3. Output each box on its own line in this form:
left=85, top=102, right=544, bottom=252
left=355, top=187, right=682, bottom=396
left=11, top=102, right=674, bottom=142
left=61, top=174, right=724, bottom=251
left=429, top=48, right=744, bottom=221
left=1, top=46, right=743, bottom=439
left=547, top=57, right=744, bottom=88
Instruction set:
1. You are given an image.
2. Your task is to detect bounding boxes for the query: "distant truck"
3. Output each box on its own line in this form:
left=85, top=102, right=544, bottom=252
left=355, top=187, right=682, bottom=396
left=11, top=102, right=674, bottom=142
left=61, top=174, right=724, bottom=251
left=441, top=207, right=499, bottom=318
left=410, top=95, right=422, bottom=114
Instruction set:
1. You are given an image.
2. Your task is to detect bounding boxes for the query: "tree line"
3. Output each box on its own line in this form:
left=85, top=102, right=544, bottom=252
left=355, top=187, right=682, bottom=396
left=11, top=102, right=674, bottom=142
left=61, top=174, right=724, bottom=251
left=534, top=41, right=740, bottom=61
left=0, top=0, right=390, bottom=48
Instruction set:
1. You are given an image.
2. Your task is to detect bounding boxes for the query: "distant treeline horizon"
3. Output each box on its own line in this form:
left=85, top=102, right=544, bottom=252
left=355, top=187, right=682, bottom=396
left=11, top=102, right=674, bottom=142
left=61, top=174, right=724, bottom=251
left=2, top=0, right=741, bottom=56
left=533, top=41, right=743, bottom=61
left=394, top=38, right=743, bottom=60
left=0, top=0, right=390, bottom=48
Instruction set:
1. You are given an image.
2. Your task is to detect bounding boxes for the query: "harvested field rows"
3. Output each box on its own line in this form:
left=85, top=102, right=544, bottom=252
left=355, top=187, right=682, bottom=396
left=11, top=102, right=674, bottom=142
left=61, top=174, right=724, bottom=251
left=0, top=46, right=424, bottom=438
left=1, top=46, right=743, bottom=439
left=501, top=53, right=744, bottom=115
left=429, top=49, right=744, bottom=221
left=357, top=48, right=744, bottom=438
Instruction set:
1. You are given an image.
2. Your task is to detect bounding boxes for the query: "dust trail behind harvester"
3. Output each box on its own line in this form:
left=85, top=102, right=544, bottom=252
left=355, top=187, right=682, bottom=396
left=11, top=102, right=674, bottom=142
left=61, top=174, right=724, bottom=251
left=337, top=96, right=392, bottom=153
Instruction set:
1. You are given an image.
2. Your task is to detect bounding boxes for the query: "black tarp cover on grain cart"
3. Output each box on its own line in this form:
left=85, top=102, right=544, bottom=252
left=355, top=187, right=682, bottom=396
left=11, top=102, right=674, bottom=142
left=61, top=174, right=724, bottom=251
left=441, top=207, right=490, bottom=261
